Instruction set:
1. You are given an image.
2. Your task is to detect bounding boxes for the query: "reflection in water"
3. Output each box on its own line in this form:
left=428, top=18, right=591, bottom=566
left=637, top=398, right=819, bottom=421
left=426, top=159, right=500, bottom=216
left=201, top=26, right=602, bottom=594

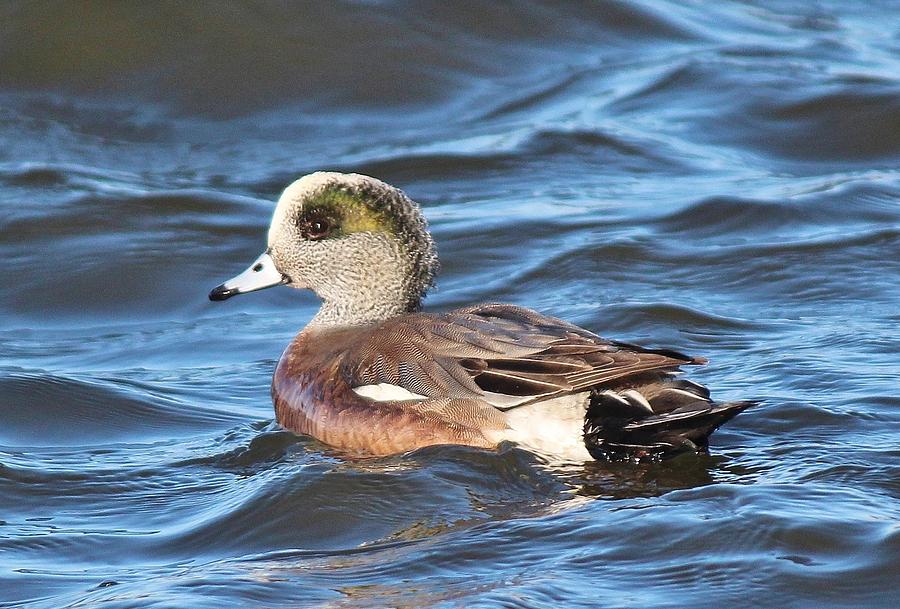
left=572, top=455, right=723, bottom=500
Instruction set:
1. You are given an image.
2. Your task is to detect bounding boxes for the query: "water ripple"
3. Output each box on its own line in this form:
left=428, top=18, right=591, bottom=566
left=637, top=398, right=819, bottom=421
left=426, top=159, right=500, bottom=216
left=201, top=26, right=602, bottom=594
left=2, top=1, right=900, bottom=607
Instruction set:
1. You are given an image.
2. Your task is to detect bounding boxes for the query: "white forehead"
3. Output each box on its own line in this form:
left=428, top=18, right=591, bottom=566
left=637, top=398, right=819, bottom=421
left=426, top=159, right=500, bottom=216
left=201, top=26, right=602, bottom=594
left=267, top=172, right=382, bottom=245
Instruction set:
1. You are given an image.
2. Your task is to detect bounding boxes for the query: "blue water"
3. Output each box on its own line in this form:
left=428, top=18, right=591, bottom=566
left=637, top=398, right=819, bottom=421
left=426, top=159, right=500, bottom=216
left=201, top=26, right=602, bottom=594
left=1, top=2, right=899, bottom=607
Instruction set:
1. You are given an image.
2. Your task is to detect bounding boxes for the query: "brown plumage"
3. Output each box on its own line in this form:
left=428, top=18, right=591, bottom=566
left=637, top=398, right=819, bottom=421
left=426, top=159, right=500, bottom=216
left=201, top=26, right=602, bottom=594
left=271, top=303, right=749, bottom=459
left=211, top=172, right=751, bottom=462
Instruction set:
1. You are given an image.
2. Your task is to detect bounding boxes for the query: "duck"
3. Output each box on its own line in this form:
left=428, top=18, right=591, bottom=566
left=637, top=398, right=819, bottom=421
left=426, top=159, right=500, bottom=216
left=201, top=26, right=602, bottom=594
left=209, top=172, right=750, bottom=462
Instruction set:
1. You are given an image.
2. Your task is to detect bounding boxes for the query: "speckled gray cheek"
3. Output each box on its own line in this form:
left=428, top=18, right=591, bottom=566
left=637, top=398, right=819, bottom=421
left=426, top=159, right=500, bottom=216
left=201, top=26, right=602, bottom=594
left=270, top=234, right=320, bottom=291
left=263, top=172, right=439, bottom=327
left=305, top=232, right=418, bottom=326
left=268, top=222, right=416, bottom=325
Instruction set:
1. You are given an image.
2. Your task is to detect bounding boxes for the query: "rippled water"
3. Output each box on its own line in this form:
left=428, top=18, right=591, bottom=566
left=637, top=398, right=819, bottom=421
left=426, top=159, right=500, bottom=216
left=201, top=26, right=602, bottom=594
left=2, top=2, right=899, bottom=607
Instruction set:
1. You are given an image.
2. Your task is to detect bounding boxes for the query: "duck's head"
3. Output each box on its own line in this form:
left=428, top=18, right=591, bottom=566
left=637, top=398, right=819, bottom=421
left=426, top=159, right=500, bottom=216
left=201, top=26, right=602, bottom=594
left=209, top=172, right=438, bottom=326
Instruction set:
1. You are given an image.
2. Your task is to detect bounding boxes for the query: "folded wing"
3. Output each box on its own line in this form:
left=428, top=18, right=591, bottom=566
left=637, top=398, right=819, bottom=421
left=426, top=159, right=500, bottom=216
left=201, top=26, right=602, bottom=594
left=347, top=303, right=701, bottom=409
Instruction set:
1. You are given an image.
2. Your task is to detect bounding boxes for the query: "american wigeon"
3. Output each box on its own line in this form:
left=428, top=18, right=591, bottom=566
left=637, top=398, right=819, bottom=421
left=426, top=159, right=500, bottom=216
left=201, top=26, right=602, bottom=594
left=210, top=172, right=750, bottom=462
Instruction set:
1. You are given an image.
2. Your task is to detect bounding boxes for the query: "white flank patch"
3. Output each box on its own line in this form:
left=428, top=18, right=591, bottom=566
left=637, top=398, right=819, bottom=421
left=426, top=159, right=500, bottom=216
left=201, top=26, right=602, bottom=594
left=498, top=393, right=593, bottom=462
left=352, top=383, right=428, bottom=402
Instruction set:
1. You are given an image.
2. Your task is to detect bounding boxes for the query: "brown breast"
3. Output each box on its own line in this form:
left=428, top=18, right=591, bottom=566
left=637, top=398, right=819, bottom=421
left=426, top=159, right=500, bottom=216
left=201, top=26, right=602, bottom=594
left=271, top=325, right=497, bottom=456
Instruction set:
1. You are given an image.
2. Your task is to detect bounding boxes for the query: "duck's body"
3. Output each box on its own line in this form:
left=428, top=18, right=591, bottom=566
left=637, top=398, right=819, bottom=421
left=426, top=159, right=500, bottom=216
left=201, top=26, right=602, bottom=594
left=211, top=172, right=750, bottom=462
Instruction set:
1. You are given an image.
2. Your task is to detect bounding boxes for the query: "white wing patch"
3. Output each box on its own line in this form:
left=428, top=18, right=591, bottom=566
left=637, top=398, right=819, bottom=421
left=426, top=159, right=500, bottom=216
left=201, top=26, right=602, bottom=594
left=352, top=383, right=428, bottom=402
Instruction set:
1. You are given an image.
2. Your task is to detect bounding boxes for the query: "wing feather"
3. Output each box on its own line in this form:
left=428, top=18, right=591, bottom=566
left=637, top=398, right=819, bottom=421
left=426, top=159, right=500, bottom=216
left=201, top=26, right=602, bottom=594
left=347, top=304, right=700, bottom=408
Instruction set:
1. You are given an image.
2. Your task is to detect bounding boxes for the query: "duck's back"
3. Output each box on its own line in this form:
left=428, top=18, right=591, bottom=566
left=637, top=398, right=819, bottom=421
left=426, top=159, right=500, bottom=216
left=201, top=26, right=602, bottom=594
left=272, top=304, right=750, bottom=460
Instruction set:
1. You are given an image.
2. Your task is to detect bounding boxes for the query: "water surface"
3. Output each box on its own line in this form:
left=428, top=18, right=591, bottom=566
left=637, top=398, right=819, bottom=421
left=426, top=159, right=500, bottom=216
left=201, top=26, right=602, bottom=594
left=1, top=2, right=899, bottom=607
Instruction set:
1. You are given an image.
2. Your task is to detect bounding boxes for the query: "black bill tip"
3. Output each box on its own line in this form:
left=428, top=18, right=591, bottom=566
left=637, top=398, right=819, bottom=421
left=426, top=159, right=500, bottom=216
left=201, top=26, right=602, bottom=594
left=208, top=284, right=238, bottom=301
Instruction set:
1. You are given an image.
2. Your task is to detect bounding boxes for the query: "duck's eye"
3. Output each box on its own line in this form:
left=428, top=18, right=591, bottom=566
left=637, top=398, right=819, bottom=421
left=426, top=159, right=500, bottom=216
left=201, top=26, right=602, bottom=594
left=301, top=217, right=333, bottom=240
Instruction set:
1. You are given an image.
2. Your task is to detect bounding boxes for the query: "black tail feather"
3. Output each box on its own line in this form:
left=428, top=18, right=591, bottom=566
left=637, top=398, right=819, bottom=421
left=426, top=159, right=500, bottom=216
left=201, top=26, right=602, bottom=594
left=584, top=388, right=753, bottom=462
